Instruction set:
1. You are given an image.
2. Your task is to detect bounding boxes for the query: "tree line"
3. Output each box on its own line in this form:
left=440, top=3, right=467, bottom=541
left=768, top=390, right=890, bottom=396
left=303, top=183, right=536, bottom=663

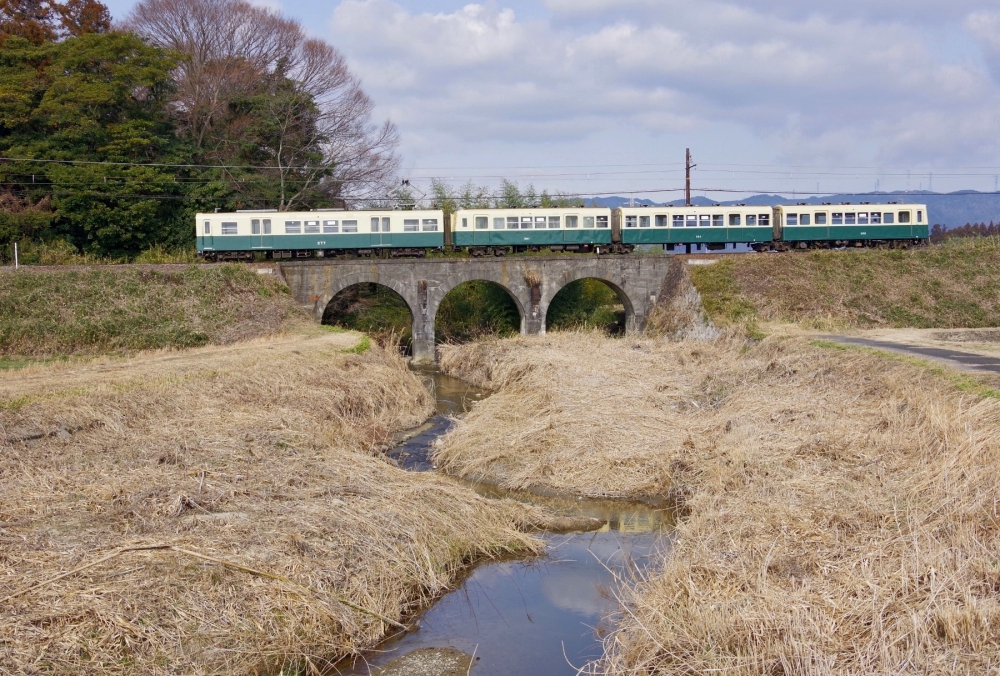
left=0, top=0, right=400, bottom=259
left=929, top=222, right=1000, bottom=243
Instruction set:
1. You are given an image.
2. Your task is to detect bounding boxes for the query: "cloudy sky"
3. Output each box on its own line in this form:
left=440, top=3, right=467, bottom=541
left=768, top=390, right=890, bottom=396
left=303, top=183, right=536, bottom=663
left=105, top=0, right=1000, bottom=199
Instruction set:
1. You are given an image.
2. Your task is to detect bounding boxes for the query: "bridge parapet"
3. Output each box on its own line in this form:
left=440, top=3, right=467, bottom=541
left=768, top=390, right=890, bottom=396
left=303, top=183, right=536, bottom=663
left=279, top=256, right=675, bottom=362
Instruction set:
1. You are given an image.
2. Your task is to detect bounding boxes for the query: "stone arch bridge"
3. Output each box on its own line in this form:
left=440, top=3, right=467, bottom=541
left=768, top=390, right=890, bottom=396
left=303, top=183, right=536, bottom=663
left=278, top=256, right=679, bottom=362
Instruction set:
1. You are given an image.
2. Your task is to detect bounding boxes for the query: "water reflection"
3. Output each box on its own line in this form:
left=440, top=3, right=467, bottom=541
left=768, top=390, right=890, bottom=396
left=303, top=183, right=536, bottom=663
left=344, top=366, right=671, bottom=676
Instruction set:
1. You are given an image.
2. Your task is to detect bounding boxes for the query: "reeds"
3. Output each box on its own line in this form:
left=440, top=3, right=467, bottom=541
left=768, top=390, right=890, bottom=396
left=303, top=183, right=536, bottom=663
left=436, top=331, right=1000, bottom=673
left=0, top=332, right=540, bottom=674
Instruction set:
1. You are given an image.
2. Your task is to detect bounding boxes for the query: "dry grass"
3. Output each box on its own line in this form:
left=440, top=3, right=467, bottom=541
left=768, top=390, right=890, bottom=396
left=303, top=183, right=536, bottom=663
left=436, top=332, right=1000, bottom=673
left=0, top=265, right=302, bottom=357
left=0, top=331, right=540, bottom=675
left=690, top=237, right=1000, bottom=331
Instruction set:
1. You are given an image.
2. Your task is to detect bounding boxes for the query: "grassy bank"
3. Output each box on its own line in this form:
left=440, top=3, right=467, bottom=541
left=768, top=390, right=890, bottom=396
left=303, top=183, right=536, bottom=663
left=0, top=265, right=301, bottom=357
left=436, top=333, right=1000, bottom=672
left=690, top=236, right=1000, bottom=330
left=0, top=332, right=540, bottom=674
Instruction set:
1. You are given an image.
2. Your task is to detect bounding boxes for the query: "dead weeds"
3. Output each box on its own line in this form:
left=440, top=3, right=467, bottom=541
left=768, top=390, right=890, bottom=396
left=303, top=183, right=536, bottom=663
left=436, top=331, right=1000, bottom=673
left=0, top=331, right=540, bottom=675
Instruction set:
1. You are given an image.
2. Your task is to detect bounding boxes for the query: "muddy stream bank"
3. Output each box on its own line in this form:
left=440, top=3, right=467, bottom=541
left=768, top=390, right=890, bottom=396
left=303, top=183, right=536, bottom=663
left=336, top=367, right=673, bottom=676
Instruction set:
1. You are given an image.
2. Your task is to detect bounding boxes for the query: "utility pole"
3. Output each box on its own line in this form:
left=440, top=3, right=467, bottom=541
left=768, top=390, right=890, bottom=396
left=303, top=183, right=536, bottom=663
left=685, top=148, right=695, bottom=206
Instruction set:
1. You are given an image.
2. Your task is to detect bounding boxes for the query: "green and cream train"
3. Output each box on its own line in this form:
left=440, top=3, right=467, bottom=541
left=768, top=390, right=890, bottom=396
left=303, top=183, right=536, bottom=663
left=196, top=202, right=928, bottom=259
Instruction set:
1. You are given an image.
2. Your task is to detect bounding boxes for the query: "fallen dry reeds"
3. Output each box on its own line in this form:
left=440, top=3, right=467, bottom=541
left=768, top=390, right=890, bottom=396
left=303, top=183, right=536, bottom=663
left=0, top=331, right=540, bottom=675
left=436, top=331, right=1000, bottom=673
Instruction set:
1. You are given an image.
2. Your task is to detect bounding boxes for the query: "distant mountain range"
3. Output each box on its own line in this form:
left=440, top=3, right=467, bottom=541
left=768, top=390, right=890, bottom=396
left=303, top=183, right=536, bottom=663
left=589, top=191, right=1000, bottom=229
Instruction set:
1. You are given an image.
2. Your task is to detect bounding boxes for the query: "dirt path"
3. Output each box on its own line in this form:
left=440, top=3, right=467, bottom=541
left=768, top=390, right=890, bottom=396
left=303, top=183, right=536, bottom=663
left=820, top=333, right=1000, bottom=374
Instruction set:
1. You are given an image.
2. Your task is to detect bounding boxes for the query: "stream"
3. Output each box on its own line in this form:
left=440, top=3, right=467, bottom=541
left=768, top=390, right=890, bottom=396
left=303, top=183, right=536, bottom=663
left=336, top=367, right=672, bottom=676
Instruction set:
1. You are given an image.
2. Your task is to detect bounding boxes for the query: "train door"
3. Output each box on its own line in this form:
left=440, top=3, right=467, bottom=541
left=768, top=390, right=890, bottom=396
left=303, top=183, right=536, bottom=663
left=202, top=218, right=214, bottom=250
left=251, top=218, right=273, bottom=249
left=370, top=216, right=390, bottom=247
left=474, top=215, right=490, bottom=245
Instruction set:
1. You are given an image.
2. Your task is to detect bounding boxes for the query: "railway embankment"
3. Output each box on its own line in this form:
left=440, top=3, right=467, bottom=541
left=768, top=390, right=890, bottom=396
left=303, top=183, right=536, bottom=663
left=0, top=332, right=545, bottom=674
left=690, top=236, right=1000, bottom=332
left=0, top=264, right=299, bottom=360
left=435, top=331, right=1000, bottom=672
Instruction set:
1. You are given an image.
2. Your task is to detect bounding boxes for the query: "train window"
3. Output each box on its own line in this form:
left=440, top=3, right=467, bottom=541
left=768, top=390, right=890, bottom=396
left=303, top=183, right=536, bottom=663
left=858, top=213, right=869, bottom=225
left=625, top=215, right=637, bottom=228
left=221, top=221, right=238, bottom=235
left=759, top=214, right=770, bottom=226
left=462, top=218, right=468, bottom=228
left=673, top=215, right=684, bottom=227
left=343, top=220, right=359, bottom=233
left=203, top=220, right=210, bottom=235
left=786, top=214, right=798, bottom=226
left=263, top=219, right=271, bottom=234
left=507, top=217, right=518, bottom=230
left=746, top=215, right=756, bottom=226
left=711, top=215, right=723, bottom=226
left=422, top=219, right=439, bottom=231
left=917, top=211, right=923, bottom=223
left=549, top=216, right=560, bottom=228
left=381, top=217, right=390, bottom=232
left=583, top=216, right=595, bottom=228
left=371, top=217, right=380, bottom=233
left=898, top=211, right=911, bottom=224
left=800, top=214, right=810, bottom=225
left=815, top=213, right=827, bottom=225
left=521, top=216, right=533, bottom=230
left=494, top=217, right=505, bottom=230
left=640, top=216, right=651, bottom=227
left=845, top=213, right=856, bottom=225
left=403, top=219, right=419, bottom=232
left=306, top=220, right=320, bottom=234
left=883, top=212, right=894, bottom=224
left=655, top=215, right=668, bottom=227
left=252, top=219, right=260, bottom=235
left=475, top=216, right=489, bottom=230
left=323, top=220, right=338, bottom=233
left=535, top=217, right=547, bottom=229
left=832, top=213, right=843, bottom=225
left=597, top=216, right=609, bottom=228
left=686, top=215, right=697, bottom=227
left=728, top=214, right=740, bottom=226
left=565, top=215, right=578, bottom=228
left=285, top=220, right=301, bottom=234
left=870, top=213, right=881, bottom=224
left=699, top=215, right=711, bottom=226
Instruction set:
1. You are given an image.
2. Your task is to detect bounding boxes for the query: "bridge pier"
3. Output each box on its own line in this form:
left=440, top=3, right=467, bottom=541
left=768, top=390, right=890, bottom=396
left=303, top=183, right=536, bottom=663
left=279, top=256, right=675, bottom=363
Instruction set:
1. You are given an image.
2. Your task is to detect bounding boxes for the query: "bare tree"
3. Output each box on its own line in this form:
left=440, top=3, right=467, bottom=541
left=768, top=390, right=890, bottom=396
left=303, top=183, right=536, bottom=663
left=125, top=0, right=399, bottom=209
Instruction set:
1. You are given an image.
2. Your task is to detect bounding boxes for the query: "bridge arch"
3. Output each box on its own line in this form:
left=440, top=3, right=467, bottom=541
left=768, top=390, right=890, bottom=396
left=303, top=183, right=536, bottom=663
left=541, top=274, right=636, bottom=333
left=430, top=272, right=530, bottom=335
left=311, top=274, right=419, bottom=324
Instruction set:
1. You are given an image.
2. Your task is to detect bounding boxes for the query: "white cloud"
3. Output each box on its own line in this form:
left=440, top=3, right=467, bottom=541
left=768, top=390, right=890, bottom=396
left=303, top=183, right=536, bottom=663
left=329, top=0, right=1000, bottom=190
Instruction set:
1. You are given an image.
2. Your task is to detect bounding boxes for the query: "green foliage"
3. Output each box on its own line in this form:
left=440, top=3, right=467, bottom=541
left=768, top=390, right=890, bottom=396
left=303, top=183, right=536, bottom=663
left=0, top=32, right=212, bottom=257
left=436, top=281, right=520, bottom=342
left=341, top=334, right=371, bottom=354
left=322, top=283, right=413, bottom=349
left=546, top=278, right=625, bottom=333
left=0, top=264, right=296, bottom=356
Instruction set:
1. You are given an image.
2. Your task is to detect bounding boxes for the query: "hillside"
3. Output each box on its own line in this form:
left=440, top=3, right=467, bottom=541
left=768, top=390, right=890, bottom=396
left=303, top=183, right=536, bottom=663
left=688, top=237, right=1000, bottom=331
left=0, top=265, right=304, bottom=357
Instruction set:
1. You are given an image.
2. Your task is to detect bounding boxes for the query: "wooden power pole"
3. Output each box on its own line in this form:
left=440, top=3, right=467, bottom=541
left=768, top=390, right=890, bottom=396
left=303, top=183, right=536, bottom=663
left=685, top=148, right=695, bottom=206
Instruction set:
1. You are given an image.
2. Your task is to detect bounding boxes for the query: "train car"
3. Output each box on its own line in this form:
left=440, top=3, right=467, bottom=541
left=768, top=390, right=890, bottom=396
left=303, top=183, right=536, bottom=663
left=773, top=203, right=929, bottom=249
left=196, top=209, right=445, bottom=260
left=615, top=205, right=774, bottom=251
left=451, top=207, right=613, bottom=255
